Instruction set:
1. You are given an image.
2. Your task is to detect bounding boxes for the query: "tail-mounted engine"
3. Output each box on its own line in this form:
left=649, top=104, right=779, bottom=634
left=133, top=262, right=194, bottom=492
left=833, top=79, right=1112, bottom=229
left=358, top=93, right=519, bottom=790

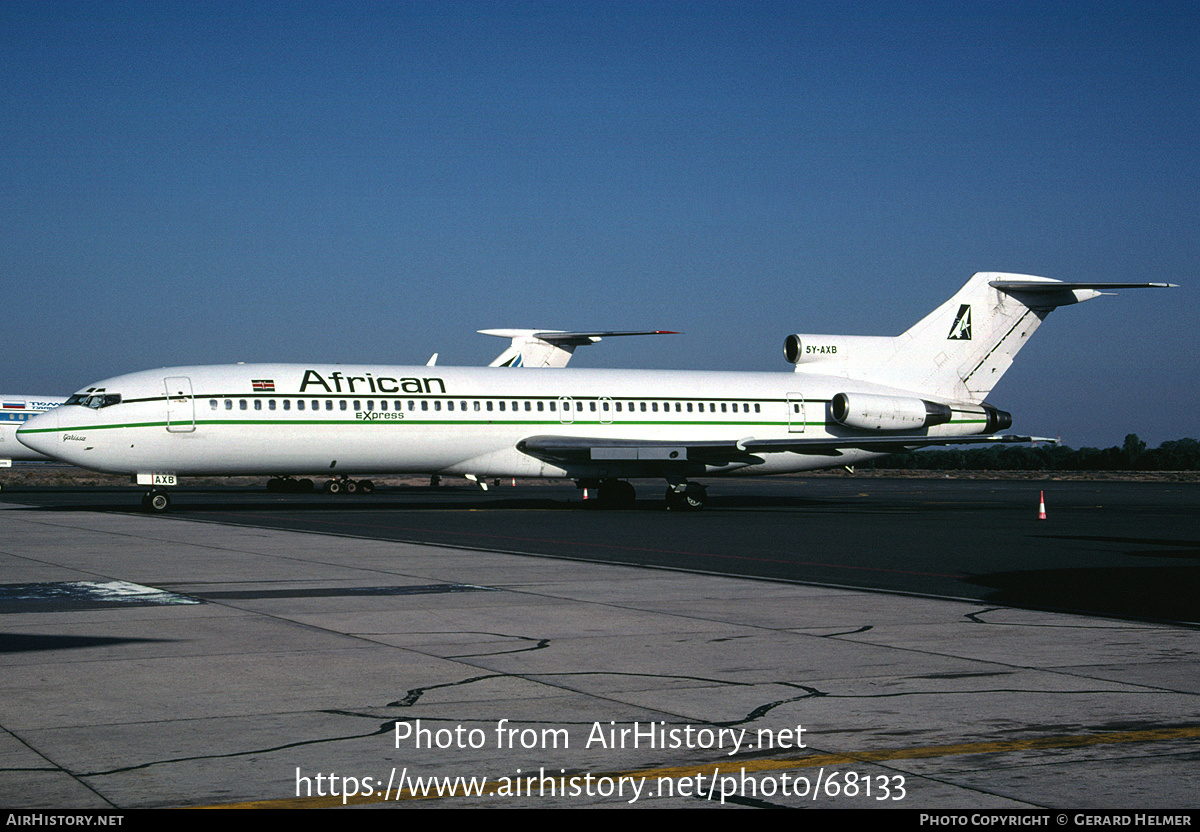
left=830, top=393, right=950, bottom=431
left=830, top=393, right=1012, bottom=434
left=783, top=334, right=895, bottom=366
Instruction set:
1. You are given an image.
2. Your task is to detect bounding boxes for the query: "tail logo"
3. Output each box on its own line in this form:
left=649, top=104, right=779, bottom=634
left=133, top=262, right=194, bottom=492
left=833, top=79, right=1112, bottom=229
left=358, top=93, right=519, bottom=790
left=948, top=304, right=972, bottom=340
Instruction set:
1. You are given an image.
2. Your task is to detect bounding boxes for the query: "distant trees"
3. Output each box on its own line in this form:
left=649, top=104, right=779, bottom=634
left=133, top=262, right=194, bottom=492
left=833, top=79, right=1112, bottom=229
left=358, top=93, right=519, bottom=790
left=864, top=435, right=1200, bottom=471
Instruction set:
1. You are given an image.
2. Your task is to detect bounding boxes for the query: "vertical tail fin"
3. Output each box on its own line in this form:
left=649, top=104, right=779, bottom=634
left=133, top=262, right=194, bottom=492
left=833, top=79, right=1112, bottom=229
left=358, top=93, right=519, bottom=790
left=787, top=273, right=1174, bottom=403
left=891, top=272, right=1053, bottom=401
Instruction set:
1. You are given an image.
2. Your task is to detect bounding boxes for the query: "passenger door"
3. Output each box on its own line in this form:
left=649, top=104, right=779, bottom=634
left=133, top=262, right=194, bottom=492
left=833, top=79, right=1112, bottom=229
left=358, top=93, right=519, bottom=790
left=164, top=376, right=195, bottom=433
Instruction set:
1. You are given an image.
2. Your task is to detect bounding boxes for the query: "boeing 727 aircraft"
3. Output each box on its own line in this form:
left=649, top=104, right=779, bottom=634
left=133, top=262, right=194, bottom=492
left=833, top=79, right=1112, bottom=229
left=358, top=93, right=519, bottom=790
left=17, top=273, right=1173, bottom=511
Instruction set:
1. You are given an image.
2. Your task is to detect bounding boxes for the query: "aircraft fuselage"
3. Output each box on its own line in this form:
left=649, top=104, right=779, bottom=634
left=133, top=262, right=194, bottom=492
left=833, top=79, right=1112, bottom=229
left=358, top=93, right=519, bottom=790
left=15, top=363, right=994, bottom=480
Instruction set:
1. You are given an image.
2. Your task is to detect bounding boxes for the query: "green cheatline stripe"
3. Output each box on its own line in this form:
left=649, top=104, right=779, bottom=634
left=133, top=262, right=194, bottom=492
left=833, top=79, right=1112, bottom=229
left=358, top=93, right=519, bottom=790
left=23, top=420, right=805, bottom=432
left=19, top=416, right=986, bottom=433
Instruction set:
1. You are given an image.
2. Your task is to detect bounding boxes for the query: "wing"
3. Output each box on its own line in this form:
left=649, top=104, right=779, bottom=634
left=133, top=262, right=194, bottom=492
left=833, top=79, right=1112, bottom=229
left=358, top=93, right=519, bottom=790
left=517, top=432, right=1050, bottom=468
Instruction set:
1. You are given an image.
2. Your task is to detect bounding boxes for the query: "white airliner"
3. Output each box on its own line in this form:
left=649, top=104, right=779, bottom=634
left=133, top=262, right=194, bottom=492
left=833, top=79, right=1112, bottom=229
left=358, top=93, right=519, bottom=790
left=17, top=273, right=1172, bottom=511
left=0, top=396, right=67, bottom=470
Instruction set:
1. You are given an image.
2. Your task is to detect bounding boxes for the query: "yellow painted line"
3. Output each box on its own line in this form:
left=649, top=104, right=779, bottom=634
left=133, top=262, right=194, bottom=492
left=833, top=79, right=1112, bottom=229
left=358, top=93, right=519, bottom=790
left=197, top=724, right=1200, bottom=808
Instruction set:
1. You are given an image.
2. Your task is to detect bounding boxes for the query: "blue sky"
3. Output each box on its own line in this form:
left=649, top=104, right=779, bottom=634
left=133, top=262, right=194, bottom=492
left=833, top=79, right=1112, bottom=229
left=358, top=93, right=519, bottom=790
left=2, top=1, right=1196, bottom=447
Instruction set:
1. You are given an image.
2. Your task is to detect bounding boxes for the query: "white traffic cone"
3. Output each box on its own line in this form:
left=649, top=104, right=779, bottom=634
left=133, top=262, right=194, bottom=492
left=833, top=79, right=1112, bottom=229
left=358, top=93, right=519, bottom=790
left=1038, top=490, right=1047, bottom=520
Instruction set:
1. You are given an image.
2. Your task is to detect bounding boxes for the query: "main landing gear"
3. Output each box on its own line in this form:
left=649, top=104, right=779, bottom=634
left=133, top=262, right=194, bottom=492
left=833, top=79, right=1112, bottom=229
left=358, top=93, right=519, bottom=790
left=665, top=481, right=708, bottom=511
left=578, top=479, right=709, bottom=510
left=596, top=478, right=637, bottom=509
left=266, top=477, right=314, bottom=493
left=322, top=476, right=375, bottom=495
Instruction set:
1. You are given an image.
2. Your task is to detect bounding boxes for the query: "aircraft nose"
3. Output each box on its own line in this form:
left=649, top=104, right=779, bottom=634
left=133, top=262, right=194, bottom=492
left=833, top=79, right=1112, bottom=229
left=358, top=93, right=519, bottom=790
left=16, top=410, right=60, bottom=457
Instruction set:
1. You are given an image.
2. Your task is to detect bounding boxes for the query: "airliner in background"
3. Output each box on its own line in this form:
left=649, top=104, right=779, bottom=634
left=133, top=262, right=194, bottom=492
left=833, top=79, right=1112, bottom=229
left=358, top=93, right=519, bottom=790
left=17, top=273, right=1173, bottom=511
left=478, top=329, right=677, bottom=368
left=0, top=396, right=66, bottom=476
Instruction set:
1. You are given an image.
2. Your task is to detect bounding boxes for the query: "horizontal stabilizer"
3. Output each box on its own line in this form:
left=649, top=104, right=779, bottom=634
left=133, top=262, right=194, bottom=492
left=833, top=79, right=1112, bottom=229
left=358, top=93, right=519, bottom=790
left=990, top=280, right=1177, bottom=292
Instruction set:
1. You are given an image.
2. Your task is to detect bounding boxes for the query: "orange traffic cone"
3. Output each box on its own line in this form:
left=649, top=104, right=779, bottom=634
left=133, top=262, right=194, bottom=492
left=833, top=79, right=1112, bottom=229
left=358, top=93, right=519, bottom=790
left=1038, top=490, right=1047, bottom=520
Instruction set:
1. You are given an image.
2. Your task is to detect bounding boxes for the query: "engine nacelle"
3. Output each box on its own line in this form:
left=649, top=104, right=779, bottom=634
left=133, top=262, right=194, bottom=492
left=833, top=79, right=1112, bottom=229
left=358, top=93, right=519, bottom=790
left=831, top=393, right=952, bottom=431
left=783, top=334, right=896, bottom=366
left=981, top=404, right=1013, bottom=433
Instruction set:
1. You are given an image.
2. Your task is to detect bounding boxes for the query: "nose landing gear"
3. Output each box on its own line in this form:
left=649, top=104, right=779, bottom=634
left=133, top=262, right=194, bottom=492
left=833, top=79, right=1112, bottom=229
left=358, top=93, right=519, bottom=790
left=141, top=488, right=171, bottom=513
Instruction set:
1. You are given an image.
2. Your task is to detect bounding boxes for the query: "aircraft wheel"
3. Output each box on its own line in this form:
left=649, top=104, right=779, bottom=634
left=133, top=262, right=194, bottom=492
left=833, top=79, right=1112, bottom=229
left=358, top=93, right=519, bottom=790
left=298, top=479, right=314, bottom=492
left=600, top=480, right=636, bottom=509
left=358, top=479, right=375, bottom=494
left=666, top=483, right=707, bottom=510
left=343, top=479, right=358, bottom=494
left=266, top=478, right=281, bottom=492
left=324, top=479, right=341, bottom=494
left=617, top=480, right=637, bottom=507
left=144, top=489, right=171, bottom=513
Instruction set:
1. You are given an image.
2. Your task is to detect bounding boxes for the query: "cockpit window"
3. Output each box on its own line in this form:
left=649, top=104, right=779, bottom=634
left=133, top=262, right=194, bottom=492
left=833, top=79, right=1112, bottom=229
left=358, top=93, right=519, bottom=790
left=66, top=392, right=121, bottom=409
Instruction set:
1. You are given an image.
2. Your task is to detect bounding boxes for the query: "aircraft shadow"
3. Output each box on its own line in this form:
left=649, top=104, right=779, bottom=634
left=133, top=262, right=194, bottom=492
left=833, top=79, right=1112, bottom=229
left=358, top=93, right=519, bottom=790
left=965, top=564, right=1200, bottom=626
